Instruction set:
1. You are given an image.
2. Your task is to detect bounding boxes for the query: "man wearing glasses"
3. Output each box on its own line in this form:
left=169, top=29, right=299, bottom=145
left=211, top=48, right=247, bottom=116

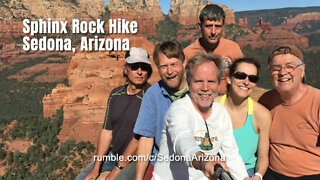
left=152, top=53, right=250, bottom=180
left=259, top=45, right=320, bottom=179
left=77, top=47, right=152, bottom=180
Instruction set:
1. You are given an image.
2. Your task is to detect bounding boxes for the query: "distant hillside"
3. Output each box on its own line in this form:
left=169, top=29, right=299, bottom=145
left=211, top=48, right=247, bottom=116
left=235, top=6, right=320, bottom=27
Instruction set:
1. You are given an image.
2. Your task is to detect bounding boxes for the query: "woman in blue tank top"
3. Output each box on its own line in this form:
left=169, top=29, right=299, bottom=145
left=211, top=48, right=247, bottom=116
left=215, top=58, right=271, bottom=179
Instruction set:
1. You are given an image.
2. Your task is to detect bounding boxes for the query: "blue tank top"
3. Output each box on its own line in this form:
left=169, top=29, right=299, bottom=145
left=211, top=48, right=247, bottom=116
left=220, top=95, right=259, bottom=169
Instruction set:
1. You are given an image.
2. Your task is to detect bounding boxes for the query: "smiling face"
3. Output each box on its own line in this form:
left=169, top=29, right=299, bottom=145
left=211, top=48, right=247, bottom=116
left=199, top=19, right=224, bottom=47
left=269, top=54, right=305, bottom=94
left=228, top=62, right=258, bottom=99
left=189, top=61, right=220, bottom=112
left=157, top=52, right=185, bottom=91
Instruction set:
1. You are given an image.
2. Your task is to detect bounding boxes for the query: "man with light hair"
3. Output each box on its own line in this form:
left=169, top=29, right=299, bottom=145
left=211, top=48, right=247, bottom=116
left=152, top=53, right=250, bottom=180
left=259, top=44, right=320, bottom=179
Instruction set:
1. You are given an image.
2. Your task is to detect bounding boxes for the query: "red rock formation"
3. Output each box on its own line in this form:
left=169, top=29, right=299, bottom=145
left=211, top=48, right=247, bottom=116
left=43, top=36, right=160, bottom=146
left=238, top=17, right=248, bottom=28
left=107, top=0, right=164, bottom=36
left=176, top=25, right=199, bottom=45
left=236, top=26, right=308, bottom=49
left=236, top=17, right=308, bottom=48
left=169, top=0, right=235, bottom=25
left=0, top=21, right=26, bottom=45
left=0, top=0, right=106, bottom=20
left=3, top=120, right=19, bottom=135
left=281, top=12, right=320, bottom=30
left=221, top=5, right=236, bottom=25
left=254, top=17, right=272, bottom=31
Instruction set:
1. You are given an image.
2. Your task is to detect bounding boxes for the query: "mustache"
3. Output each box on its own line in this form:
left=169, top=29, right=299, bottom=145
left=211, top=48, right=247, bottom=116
left=164, top=74, right=177, bottom=79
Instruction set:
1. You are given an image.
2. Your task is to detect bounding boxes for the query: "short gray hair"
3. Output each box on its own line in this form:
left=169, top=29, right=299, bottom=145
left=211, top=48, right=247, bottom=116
left=186, top=53, right=223, bottom=86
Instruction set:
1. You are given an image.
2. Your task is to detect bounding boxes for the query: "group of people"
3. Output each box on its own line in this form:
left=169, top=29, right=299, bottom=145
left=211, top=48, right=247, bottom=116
left=77, top=4, right=320, bottom=180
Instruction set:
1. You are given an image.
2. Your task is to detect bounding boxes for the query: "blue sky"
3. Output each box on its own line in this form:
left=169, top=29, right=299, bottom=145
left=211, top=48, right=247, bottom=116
left=103, top=0, right=320, bottom=13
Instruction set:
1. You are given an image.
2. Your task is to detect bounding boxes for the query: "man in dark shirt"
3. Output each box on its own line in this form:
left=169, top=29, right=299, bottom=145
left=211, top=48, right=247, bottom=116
left=77, top=47, right=152, bottom=180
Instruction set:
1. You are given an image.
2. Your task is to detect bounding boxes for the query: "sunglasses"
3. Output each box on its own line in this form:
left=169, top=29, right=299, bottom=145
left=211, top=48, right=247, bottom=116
left=232, top=72, right=259, bottom=83
left=128, top=63, right=150, bottom=71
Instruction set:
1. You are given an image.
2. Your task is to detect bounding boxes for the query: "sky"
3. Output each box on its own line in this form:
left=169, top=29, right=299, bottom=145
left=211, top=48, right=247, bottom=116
left=103, top=0, right=320, bottom=13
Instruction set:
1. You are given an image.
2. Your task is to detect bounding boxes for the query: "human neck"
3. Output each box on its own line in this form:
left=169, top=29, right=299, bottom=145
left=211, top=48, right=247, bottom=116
left=200, top=38, right=219, bottom=53
left=127, top=83, right=143, bottom=95
left=279, top=84, right=307, bottom=105
left=226, top=92, right=248, bottom=110
left=167, top=77, right=187, bottom=94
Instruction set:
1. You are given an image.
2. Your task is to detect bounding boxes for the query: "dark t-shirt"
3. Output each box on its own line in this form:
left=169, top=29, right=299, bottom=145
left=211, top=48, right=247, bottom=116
left=103, top=83, right=150, bottom=155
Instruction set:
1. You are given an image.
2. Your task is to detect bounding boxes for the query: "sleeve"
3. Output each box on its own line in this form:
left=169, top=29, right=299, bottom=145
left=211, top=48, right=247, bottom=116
left=103, top=92, right=114, bottom=130
left=165, top=103, right=201, bottom=167
left=231, top=43, right=244, bottom=62
left=133, top=90, right=157, bottom=138
left=220, top=110, right=248, bottom=179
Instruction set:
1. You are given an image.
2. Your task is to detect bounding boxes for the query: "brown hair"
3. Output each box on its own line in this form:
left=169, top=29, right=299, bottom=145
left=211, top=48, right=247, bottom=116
left=153, top=41, right=185, bottom=66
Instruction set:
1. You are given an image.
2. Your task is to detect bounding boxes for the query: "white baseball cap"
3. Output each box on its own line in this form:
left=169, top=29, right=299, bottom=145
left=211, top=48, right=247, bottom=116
left=125, top=47, right=151, bottom=65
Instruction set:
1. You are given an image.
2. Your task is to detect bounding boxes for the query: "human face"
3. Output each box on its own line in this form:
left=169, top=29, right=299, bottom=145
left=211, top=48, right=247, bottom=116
left=269, top=54, right=305, bottom=94
left=199, top=19, right=224, bottom=46
left=125, top=63, right=149, bottom=86
left=157, top=53, right=185, bottom=91
left=228, top=62, right=258, bottom=99
left=190, top=61, right=220, bottom=111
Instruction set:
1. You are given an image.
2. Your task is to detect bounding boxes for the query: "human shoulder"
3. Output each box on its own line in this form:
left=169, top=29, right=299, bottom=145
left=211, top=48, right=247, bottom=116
left=217, top=38, right=243, bottom=60
left=252, top=100, right=272, bottom=134
left=110, top=85, right=127, bottom=95
left=170, top=95, right=193, bottom=110
left=253, top=100, right=272, bottom=122
left=253, top=100, right=270, bottom=115
left=184, top=39, right=200, bottom=52
left=220, top=38, right=239, bottom=46
left=211, top=101, right=229, bottom=119
left=220, top=38, right=240, bottom=47
left=212, top=101, right=228, bottom=112
left=258, top=89, right=280, bottom=110
left=144, top=81, right=163, bottom=96
left=143, top=83, right=152, bottom=91
left=306, top=85, right=320, bottom=97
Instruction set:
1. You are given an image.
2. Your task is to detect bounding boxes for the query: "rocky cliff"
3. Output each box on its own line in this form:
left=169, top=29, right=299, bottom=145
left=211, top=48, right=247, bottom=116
left=236, top=25, right=309, bottom=48
left=169, top=0, right=235, bottom=25
left=0, top=0, right=107, bottom=48
left=107, top=0, right=164, bottom=35
left=42, top=36, right=160, bottom=146
left=0, top=0, right=106, bottom=20
left=281, top=12, right=320, bottom=30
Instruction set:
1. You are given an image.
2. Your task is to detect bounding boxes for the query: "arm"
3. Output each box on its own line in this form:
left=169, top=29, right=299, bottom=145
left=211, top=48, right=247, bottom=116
left=135, top=136, right=154, bottom=180
left=85, top=129, right=112, bottom=180
left=253, top=104, right=272, bottom=178
left=106, top=137, right=139, bottom=180
left=132, top=88, right=157, bottom=180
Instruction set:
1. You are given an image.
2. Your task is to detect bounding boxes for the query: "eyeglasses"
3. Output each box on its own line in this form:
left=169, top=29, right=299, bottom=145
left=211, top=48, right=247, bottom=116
left=128, top=63, right=150, bottom=71
left=269, top=63, right=304, bottom=73
left=232, top=72, right=259, bottom=83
